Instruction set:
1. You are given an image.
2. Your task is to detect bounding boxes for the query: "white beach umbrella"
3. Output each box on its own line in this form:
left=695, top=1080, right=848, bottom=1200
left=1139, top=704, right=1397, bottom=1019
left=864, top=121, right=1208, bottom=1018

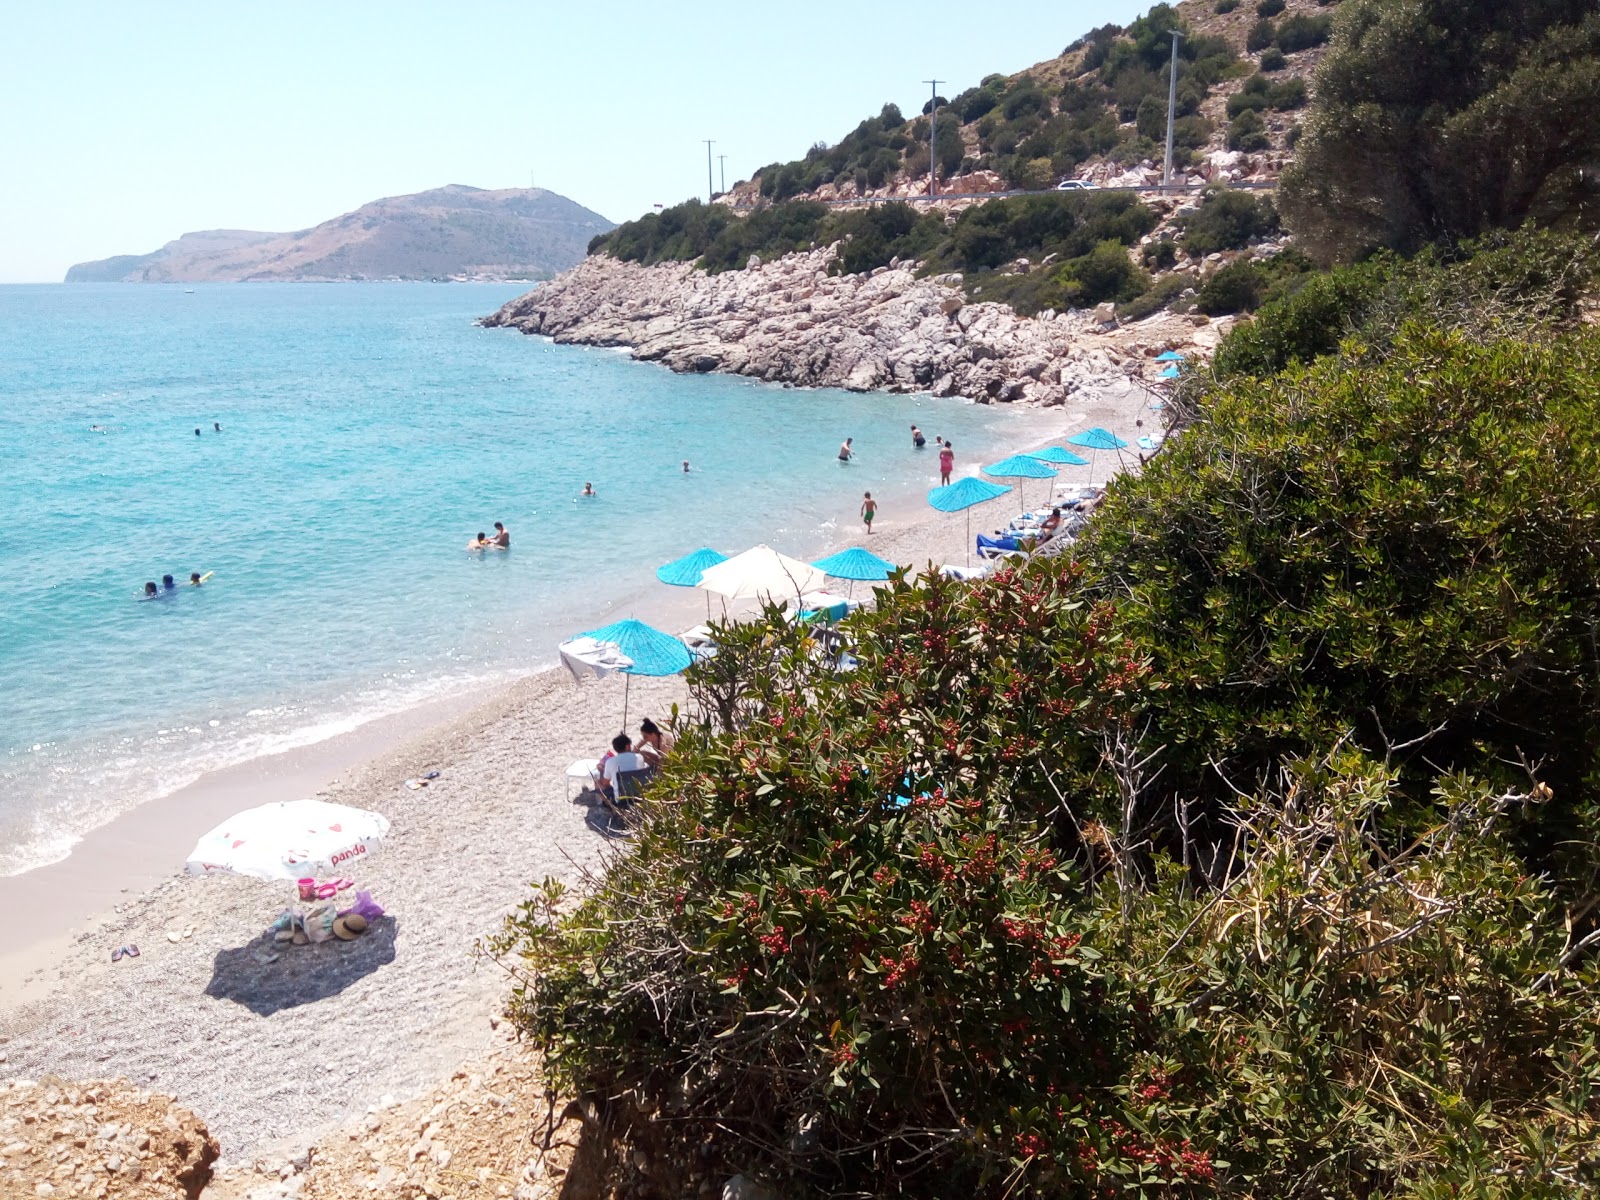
left=185, top=799, right=390, bottom=881
left=698, top=544, right=827, bottom=604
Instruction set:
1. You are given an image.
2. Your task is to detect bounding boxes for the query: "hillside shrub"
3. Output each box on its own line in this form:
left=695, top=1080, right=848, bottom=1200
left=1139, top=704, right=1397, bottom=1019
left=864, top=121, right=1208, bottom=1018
left=1062, top=239, right=1149, bottom=306
left=1116, top=267, right=1191, bottom=319
left=1227, top=108, right=1270, bottom=150
left=827, top=204, right=945, bottom=276
left=1245, top=17, right=1276, bottom=51
left=1195, top=257, right=1268, bottom=313
left=1258, top=46, right=1287, bottom=70
left=698, top=202, right=830, bottom=273
left=1274, top=12, right=1333, bottom=51
left=1180, top=186, right=1280, bottom=255
left=1282, top=0, right=1600, bottom=259
left=1255, top=0, right=1284, bottom=15
left=1142, top=237, right=1179, bottom=269
left=495, top=323, right=1600, bottom=1197
left=1215, top=0, right=1239, bottom=11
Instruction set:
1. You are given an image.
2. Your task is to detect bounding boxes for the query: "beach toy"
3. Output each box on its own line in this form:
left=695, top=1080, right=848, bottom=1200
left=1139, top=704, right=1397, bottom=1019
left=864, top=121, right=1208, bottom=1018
left=316, top=882, right=339, bottom=900
left=297, top=878, right=317, bottom=901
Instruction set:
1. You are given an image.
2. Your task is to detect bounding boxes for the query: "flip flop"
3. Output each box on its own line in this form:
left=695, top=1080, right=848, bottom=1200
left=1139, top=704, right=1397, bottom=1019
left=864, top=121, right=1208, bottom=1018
left=125, top=944, right=140, bottom=958
left=316, top=883, right=338, bottom=899
left=332, top=878, right=354, bottom=891
left=111, top=947, right=124, bottom=962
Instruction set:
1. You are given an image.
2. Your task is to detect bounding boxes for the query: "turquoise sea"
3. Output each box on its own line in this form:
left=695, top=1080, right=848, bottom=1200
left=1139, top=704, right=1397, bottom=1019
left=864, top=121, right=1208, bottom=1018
left=0, top=283, right=1034, bottom=875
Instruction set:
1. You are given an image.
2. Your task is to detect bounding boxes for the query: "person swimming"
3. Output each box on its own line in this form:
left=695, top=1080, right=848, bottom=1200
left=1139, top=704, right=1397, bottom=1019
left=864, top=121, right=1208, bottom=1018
left=142, top=581, right=159, bottom=598
left=911, top=424, right=926, bottom=448
left=213, top=422, right=221, bottom=432
left=682, top=460, right=691, bottom=473
left=580, top=482, right=596, bottom=498
left=189, top=571, right=214, bottom=586
left=162, top=574, right=176, bottom=590
left=194, top=428, right=201, bottom=437
left=838, top=437, right=853, bottom=462
left=490, top=521, right=510, bottom=548
left=468, top=531, right=490, bottom=549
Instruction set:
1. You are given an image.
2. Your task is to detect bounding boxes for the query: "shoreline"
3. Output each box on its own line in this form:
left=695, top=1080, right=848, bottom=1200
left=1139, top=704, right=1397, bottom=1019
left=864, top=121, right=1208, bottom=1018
left=0, top=385, right=1148, bottom=1166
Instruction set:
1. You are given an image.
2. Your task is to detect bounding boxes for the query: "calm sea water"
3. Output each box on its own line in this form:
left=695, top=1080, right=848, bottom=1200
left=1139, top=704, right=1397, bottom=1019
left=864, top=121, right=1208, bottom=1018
left=0, top=283, right=1033, bottom=874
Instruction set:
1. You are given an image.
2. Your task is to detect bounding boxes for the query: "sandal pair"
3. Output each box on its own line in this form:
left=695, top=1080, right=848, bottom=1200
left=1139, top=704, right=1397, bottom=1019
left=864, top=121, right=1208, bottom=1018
left=110, top=944, right=140, bottom=962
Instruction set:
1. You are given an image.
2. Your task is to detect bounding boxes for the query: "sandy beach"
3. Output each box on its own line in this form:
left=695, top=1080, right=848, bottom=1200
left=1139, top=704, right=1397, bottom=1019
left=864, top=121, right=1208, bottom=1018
left=0, top=382, right=1152, bottom=1170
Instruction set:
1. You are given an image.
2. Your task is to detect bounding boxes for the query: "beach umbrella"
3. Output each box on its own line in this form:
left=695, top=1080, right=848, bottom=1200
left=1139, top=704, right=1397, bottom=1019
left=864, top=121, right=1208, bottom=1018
left=1159, top=365, right=1180, bottom=379
left=928, top=476, right=1013, bottom=566
left=1026, top=446, right=1090, bottom=466
left=1068, top=427, right=1131, bottom=483
left=812, top=546, right=899, bottom=599
left=982, top=454, right=1059, bottom=512
left=699, top=545, right=826, bottom=605
left=657, top=547, right=729, bottom=617
left=561, top=617, right=694, bottom=732
left=186, top=799, right=389, bottom=882
left=1155, top=350, right=1185, bottom=362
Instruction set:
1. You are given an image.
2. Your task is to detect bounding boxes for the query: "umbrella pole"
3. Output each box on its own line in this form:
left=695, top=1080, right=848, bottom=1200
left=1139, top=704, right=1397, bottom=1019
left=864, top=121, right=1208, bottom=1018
left=622, top=674, right=632, bottom=736
left=965, top=508, right=972, bottom=567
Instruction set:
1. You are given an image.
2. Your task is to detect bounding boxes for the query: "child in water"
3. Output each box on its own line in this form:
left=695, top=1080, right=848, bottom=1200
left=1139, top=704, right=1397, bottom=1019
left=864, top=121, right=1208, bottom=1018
left=861, top=491, right=877, bottom=534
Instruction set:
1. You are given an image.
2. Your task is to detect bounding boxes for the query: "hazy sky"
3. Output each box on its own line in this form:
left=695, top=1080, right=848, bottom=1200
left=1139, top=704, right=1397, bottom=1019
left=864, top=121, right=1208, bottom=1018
left=1, top=0, right=1151, bottom=283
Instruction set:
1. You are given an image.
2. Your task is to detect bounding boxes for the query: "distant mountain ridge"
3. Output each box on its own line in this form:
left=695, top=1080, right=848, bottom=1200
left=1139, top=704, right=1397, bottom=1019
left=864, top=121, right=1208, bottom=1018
left=65, top=185, right=614, bottom=283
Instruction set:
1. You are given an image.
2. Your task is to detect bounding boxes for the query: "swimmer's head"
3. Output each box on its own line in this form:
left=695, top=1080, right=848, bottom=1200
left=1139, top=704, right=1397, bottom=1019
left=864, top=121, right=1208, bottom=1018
left=190, top=572, right=201, bottom=584
left=477, top=532, right=486, bottom=541
left=494, top=522, right=504, bottom=531
left=144, top=581, right=158, bottom=596
left=162, top=575, right=175, bottom=588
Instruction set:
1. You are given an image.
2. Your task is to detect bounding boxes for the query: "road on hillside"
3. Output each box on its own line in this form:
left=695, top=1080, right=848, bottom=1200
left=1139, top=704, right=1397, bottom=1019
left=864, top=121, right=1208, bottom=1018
left=724, top=180, right=1277, bottom=210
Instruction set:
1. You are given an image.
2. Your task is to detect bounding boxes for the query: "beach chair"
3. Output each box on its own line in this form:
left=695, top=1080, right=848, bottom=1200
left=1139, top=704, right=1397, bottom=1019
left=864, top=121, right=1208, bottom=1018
left=613, top=766, right=655, bottom=804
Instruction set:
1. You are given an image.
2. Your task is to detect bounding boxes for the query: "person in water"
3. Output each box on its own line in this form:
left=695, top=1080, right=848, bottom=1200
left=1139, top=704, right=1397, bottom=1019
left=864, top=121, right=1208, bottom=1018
left=838, top=437, right=853, bottom=462
left=189, top=572, right=204, bottom=586
left=162, top=575, right=176, bottom=590
left=861, top=491, right=877, bottom=534
left=194, top=428, right=201, bottom=437
left=580, top=482, right=596, bottom=498
left=468, top=531, right=490, bottom=549
left=490, top=521, right=510, bottom=548
left=939, top=442, right=955, bottom=486
left=682, top=460, right=691, bottom=473
left=213, top=422, right=221, bottom=432
left=142, top=581, right=159, bottom=598
left=911, top=424, right=926, bottom=448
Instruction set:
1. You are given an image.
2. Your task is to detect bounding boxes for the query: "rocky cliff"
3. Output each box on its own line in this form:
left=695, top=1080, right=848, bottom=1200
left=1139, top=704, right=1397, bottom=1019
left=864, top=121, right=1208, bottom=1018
left=483, top=245, right=1227, bottom=405
left=66, top=186, right=614, bottom=283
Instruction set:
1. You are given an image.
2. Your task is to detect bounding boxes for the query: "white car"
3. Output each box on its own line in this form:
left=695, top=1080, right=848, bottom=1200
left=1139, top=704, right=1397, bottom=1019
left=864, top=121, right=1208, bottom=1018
left=1055, top=179, right=1095, bottom=191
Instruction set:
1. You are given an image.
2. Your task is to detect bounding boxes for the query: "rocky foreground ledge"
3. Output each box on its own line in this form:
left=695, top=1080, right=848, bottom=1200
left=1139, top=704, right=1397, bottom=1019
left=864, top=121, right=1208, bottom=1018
left=483, top=248, right=1224, bottom=406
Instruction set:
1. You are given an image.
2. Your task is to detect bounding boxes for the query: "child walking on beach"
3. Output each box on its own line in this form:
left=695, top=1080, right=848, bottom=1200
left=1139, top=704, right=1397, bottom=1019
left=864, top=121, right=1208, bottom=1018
left=861, top=491, right=877, bottom=534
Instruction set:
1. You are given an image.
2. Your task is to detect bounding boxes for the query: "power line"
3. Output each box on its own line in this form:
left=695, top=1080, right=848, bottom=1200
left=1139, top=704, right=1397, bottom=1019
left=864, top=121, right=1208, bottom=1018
left=1163, top=31, right=1183, bottom=188
left=703, top=140, right=716, bottom=202
left=717, top=154, right=728, bottom=195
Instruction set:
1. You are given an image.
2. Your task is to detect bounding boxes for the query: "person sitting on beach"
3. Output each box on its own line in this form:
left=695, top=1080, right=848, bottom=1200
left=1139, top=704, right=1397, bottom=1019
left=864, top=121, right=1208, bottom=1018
left=490, top=521, right=510, bottom=548
left=838, top=437, right=853, bottom=462
left=911, top=424, right=926, bottom=449
left=939, top=443, right=955, bottom=486
left=636, top=717, right=674, bottom=768
left=599, top=734, right=648, bottom=805
left=1039, top=507, right=1064, bottom=541
left=580, top=482, right=596, bottom=498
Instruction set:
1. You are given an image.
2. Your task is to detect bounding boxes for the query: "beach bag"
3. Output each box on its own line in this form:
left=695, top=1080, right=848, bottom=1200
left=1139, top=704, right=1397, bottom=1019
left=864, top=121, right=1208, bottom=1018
left=303, top=902, right=338, bottom=943
left=339, top=890, right=385, bottom=922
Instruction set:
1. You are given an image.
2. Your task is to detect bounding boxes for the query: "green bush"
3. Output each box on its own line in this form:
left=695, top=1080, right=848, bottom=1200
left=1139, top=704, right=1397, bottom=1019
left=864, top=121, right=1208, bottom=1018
left=697, top=202, right=830, bottom=273
left=495, top=321, right=1600, bottom=1198
left=1115, top=267, right=1191, bottom=319
left=1258, top=46, right=1287, bottom=70
left=1215, top=0, right=1239, bottom=11
left=1227, top=107, right=1271, bottom=150
left=1180, top=186, right=1280, bottom=255
left=1142, top=238, right=1179, bottom=269
left=1062, top=239, right=1149, bottom=306
left=1245, top=17, right=1276, bottom=51
left=1195, top=257, right=1268, bottom=313
left=1267, top=75, right=1307, bottom=109
left=1275, top=12, right=1333, bottom=51
left=1256, top=0, right=1285, bottom=15
left=1226, top=73, right=1271, bottom=117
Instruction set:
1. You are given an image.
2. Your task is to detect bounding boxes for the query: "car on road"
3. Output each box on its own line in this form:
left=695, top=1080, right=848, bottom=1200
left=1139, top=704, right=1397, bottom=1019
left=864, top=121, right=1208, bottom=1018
left=1055, top=179, right=1095, bottom=191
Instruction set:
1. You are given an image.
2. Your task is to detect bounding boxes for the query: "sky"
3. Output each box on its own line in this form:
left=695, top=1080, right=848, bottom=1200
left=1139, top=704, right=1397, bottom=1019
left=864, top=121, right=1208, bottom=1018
left=0, top=0, right=1152, bottom=283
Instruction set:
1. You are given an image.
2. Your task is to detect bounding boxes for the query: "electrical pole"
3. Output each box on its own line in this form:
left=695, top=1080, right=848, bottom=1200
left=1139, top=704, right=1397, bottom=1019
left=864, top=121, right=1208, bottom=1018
left=704, top=140, right=715, bottom=201
left=1163, top=30, right=1182, bottom=189
left=718, top=155, right=727, bottom=195
left=924, top=79, right=944, bottom=197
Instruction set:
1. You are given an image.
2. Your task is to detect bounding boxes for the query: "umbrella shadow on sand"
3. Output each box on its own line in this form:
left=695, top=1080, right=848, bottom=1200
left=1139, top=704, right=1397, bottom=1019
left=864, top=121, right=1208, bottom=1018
left=204, top=917, right=398, bottom=1017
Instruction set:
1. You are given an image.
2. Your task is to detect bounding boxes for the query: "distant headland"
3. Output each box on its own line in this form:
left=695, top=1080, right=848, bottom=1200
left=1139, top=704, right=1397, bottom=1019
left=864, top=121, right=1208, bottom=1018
left=64, top=185, right=614, bottom=283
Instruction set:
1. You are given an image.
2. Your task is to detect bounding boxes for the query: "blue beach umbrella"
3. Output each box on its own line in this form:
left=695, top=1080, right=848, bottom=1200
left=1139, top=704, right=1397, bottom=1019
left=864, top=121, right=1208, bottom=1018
left=983, top=454, right=1059, bottom=513
left=1155, top=350, right=1185, bottom=362
left=657, top=547, right=729, bottom=618
left=656, top=547, right=728, bottom=587
left=928, top=476, right=1014, bottom=566
left=1026, top=446, right=1090, bottom=467
left=813, top=546, right=899, bottom=598
left=1159, top=365, right=1181, bottom=379
left=812, top=547, right=898, bottom=582
left=563, top=617, right=693, bottom=732
left=1067, top=428, right=1129, bottom=451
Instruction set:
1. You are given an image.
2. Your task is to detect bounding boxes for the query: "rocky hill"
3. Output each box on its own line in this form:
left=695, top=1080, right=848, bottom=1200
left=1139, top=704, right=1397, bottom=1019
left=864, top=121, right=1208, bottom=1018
left=65, top=186, right=614, bottom=283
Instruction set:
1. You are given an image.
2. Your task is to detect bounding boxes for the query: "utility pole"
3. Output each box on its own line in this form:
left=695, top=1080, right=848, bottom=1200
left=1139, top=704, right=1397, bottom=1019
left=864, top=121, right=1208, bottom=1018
left=704, top=140, right=715, bottom=201
left=718, top=155, right=727, bottom=195
left=1163, top=30, right=1182, bottom=189
left=924, top=79, right=944, bottom=197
